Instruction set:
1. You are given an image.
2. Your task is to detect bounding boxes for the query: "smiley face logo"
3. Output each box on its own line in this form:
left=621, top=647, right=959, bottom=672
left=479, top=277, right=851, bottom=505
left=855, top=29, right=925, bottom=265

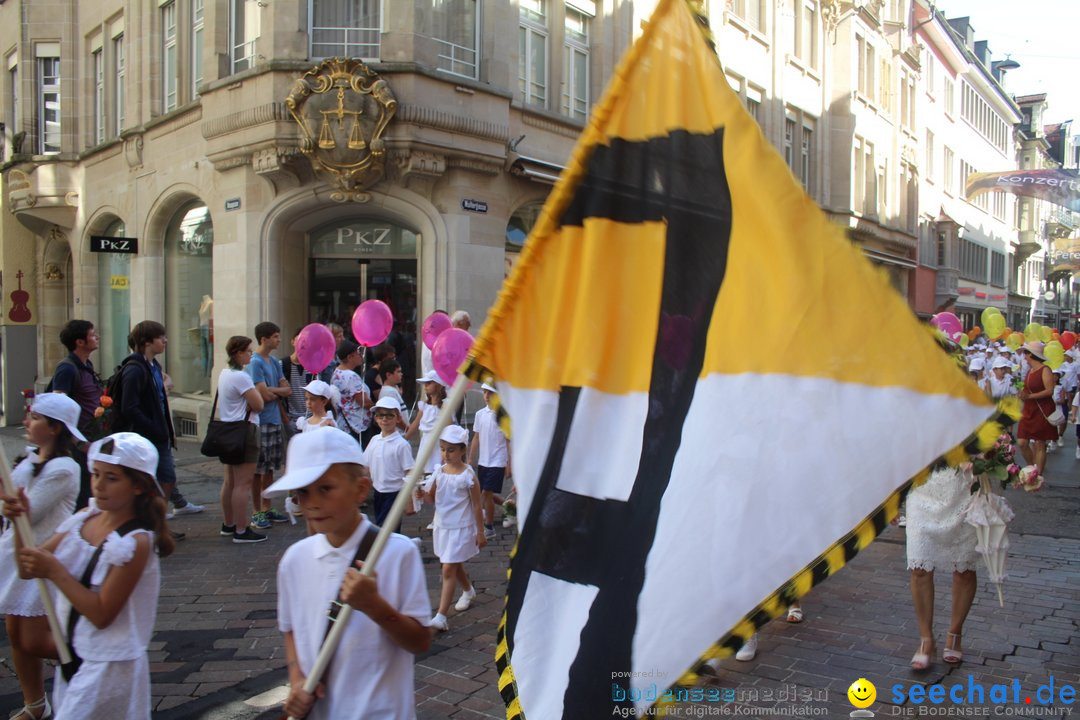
left=847, top=678, right=876, bottom=708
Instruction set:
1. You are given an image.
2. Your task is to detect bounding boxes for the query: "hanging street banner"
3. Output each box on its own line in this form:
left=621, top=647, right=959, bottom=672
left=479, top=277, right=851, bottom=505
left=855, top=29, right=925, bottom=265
left=462, top=0, right=995, bottom=717
left=1050, top=236, right=1080, bottom=275
left=965, top=168, right=1080, bottom=213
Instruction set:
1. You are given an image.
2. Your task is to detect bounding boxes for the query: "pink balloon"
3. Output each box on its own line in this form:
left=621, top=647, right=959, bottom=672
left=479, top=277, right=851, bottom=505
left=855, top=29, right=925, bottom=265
left=931, top=312, right=962, bottom=339
left=432, top=328, right=474, bottom=385
left=422, top=312, right=452, bottom=350
left=295, top=323, right=336, bottom=372
left=351, top=300, right=393, bottom=346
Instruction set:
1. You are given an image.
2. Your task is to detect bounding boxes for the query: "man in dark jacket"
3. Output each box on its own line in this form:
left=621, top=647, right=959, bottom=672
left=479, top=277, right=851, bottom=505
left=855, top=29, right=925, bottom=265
left=119, top=320, right=202, bottom=536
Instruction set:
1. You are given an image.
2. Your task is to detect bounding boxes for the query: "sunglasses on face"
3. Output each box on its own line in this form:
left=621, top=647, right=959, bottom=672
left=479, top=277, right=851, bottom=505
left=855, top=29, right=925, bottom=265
left=374, top=412, right=396, bottom=419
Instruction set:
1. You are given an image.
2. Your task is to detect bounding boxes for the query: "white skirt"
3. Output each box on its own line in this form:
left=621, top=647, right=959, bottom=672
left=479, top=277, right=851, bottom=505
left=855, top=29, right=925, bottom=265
left=53, top=657, right=151, bottom=720
left=433, top=526, right=479, bottom=564
left=0, top=543, right=45, bottom=616
left=906, top=467, right=979, bottom=574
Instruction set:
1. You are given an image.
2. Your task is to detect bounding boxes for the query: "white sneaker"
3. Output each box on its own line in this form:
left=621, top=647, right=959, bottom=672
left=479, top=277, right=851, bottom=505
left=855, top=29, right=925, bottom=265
left=1075, top=446, right=1080, bottom=460
left=1048, top=440, right=1057, bottom=452
left=165, top=508, right=175, bottom=520
left=429, top=613, right=449, bottom=632
left=503, top=516, right=515, bottom=529
left=735, top=634, right=758, bottom=662
left=173, top=501, right=204, bottom=516
left=897, top=513, right=907, bottom=528
left=454, top=588, right=476, bottom=612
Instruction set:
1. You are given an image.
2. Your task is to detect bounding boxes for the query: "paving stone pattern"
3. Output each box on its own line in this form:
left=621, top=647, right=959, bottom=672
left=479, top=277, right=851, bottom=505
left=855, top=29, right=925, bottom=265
left=0, top=432, right=1075, bottom=719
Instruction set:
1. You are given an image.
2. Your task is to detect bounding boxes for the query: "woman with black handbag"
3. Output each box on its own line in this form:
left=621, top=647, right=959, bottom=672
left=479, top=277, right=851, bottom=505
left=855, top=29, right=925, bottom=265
left=214, top=337, right=266, bottom=544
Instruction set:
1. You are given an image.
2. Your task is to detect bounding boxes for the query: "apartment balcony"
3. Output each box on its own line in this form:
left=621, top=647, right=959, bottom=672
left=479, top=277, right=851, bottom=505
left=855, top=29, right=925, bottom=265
left=1014, top=228, right=1043, bottom=264
left=3, top=162, right=79, bottom=234
left=936, top=267, right=959, bottom=298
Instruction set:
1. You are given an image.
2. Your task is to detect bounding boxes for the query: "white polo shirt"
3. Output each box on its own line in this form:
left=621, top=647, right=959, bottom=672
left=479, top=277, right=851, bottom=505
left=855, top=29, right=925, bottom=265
left=473, top=406, right=509, bottom=468
left=277, top=517, right=431, bottom=720
left=362, top=432, right=414, bottom=493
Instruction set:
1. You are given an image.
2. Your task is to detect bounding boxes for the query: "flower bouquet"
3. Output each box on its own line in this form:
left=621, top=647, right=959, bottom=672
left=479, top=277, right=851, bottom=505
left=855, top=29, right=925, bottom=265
left=971, top=433, right=1022, bottom=489
left=85, top=392, right=116, bottom=441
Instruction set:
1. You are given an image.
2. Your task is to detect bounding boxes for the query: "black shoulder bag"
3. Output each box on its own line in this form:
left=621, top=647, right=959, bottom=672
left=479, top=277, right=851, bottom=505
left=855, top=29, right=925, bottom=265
left=200, top=391, right=251, bottom=465
left=60, top=518, right=142, bottom=682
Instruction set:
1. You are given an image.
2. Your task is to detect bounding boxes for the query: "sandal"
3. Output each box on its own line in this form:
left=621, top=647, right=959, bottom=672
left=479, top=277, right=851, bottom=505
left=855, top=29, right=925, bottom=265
left=943, top=632, right=963, bottom=664
left=786, top=606, right=804, bottom=623
left=910, top=637, right=934, bottom=671
left=8, top=696, right=51, bottom=720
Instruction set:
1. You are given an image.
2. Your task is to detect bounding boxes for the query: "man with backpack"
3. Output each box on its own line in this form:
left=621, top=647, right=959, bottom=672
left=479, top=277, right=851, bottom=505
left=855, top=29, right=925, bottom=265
left=118, top=321, right=202, bottom=536
left=47, top=320, right=104, bottom=508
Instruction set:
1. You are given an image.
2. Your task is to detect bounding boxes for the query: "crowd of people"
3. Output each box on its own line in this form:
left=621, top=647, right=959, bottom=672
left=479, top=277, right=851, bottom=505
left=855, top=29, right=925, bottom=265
left=0, top=317, right=1068, bottom=717
left=0, top=311, right=510, bottom=718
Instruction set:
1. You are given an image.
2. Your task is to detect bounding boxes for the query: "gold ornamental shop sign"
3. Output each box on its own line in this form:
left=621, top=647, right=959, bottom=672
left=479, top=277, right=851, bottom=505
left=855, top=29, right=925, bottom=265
left=286, top=58, right=397, bottom=202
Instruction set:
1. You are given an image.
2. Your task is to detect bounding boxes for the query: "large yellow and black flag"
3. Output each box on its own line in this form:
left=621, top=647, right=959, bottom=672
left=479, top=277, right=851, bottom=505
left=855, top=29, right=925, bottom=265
left=464, top=0, right=994, bottom=716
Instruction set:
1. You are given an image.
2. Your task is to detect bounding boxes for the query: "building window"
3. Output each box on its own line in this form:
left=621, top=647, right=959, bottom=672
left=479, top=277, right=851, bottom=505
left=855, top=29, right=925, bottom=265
left=430, top=0, right=478, bottom=79
left=162, top=1, right=178, bottom=112
left=943, top=76, right=954, bottom=117
left=857, top=35, right=875, bottom=102
left=727, top=0, right=763, bottom=32
left=990, top=250, right=1005, bottom=287
left=958, top=237, right=988, bottom=283
left=563, top=6, right=589, bottom=120
left=901, top=69, right=915, bottom=131
left=877, top=157, right=888, bottom=220
left=8, top=61, right=16, bottom=144
left=193, top=0, right=205, bottom=95
left=924, top=49, right=935, bottom=96
left=800, top=123, right=813, bottom=192
left=879, top=57, right=891, bottom=113
left=936, top=230, right=947, bottom=266
left=114, top=35, right=125, bottom=135
left=37, top=56, right=60, bottom=154
left=784, top=118, right=795, bottom=168
left=901, top=162, right=917, bottom=232
left=519, top=0, right=548, bottom=108
left=943, top=145, right=954, bottom=195
left=231, top=0, right=261, bottom=73
left=92, top=49, right=104, bottom=146
left=745, top=86, right=763, bottom=126
left=797, top=0, right=817, bottom=69
left=854, top=136, right=876, bottom=216
left=925, top=130, right=934, bottom=181
left=98, top=219, right=131, bottom=375
left=165, top=202, right=214, bottom=395
left=310, top=0, right=380, bottom=60
left=993, top=193, right=1006, bottom=221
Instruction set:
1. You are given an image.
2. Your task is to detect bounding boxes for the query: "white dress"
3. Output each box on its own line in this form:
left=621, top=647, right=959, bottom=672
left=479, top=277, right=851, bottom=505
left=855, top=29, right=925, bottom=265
left=0, top=452, right=79, bottom=616
left=296, top=411, right=336, bottom=433
left=906, top=466, right=978, bottom=573
left=432, top=466, right=479, bottom=564
left=50, top=503, right=160, bottom=720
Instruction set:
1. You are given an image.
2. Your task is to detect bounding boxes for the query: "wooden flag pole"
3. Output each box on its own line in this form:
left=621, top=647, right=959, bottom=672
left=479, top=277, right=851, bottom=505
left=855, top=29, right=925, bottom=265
left=0, top=442, right=73, bottom=665
left=288, top=372, right=470, bottom=720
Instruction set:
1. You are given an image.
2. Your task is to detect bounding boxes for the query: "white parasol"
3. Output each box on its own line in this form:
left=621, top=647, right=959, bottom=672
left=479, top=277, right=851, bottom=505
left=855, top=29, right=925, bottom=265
left=964, top=475, right=1014, bottom=607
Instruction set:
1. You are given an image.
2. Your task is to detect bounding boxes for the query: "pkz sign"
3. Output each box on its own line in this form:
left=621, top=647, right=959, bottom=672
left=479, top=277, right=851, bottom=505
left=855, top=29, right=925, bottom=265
left=90, top=235, right=138, bottom=254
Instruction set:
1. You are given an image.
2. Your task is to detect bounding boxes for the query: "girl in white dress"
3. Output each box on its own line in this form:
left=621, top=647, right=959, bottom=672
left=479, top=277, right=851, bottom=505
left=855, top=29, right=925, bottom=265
left=405, top=370, right=448, bottom=476
left=415, top=425, right=486, bottom=632
left=295, top=380, right=339, bottom=433
left=0, top=394, right=83, bottom=720
left=2, top=432, right=173, bottom=720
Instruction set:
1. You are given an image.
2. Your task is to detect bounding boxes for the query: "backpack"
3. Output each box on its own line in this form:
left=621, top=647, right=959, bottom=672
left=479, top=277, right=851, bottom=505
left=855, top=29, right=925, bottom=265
left=100, top=356, right=139, bottom=434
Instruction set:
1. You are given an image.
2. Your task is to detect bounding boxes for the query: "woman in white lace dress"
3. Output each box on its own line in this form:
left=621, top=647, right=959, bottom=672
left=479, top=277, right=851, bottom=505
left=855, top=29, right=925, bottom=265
left=906, top=463, right=978, bottom=670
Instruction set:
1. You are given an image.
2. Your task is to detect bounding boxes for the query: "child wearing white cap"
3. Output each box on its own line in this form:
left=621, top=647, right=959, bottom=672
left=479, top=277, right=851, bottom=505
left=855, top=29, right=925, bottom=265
left=405, top=370, right=447, bottom=476
left=415, top=424, right=486, bottom=632
left=2, top=432, right=173, bottom=720
left=468, top=383, right=511, bottom=540
left=362, top=396, right=415, bottom=531
left=0, top=393, right=83, bottom=720
left=296, top=380, right=340, bottom=433
left=265, top=427, right=431, bottom=720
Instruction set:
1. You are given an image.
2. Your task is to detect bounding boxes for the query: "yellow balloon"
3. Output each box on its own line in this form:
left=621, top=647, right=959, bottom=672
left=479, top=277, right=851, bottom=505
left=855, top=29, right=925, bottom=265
left=985, top=314, right=1006, bottom=340
left=1040, top=325, right=1054, bottom=343
left=1024, top=322, right=1041, bottom=339
left=1006, top=333, right=1023, bottom=351
left=959, top=333, right=970, bottom=348
left=981, top=307, right=1002, bottom=329
left=1045, top=340, right=1066, bottom=370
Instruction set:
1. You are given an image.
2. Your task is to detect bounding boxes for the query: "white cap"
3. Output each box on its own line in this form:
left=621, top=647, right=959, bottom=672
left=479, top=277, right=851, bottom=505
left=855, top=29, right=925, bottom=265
left=263, top=427, right=363, bottom=497
left=31, top=393, right=87, bottom=442
left=373, top=396, right=400, bottom=411
left=991, top=356, right=1012, bottom=370
left=417, top=369, right=448, bottom=387
left=481, top=382, right=497, bottom=393
left=302, top=379, right=341, bottom=407
left=88, top=432, right=159, bottom=479
left=968, top=357, right=985, bottom=372
left=439, top=424, right=469, bottom=445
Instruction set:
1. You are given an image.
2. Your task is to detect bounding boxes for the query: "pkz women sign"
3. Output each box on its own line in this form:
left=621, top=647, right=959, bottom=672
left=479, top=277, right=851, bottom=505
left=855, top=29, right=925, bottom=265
left=90, top=235, right=138, bottom=253
left=309, top=220, right=418, bottom=258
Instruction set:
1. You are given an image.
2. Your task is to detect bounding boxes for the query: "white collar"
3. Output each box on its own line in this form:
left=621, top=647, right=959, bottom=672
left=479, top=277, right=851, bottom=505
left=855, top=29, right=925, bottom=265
left=312, top=515, right=369, bottom=560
